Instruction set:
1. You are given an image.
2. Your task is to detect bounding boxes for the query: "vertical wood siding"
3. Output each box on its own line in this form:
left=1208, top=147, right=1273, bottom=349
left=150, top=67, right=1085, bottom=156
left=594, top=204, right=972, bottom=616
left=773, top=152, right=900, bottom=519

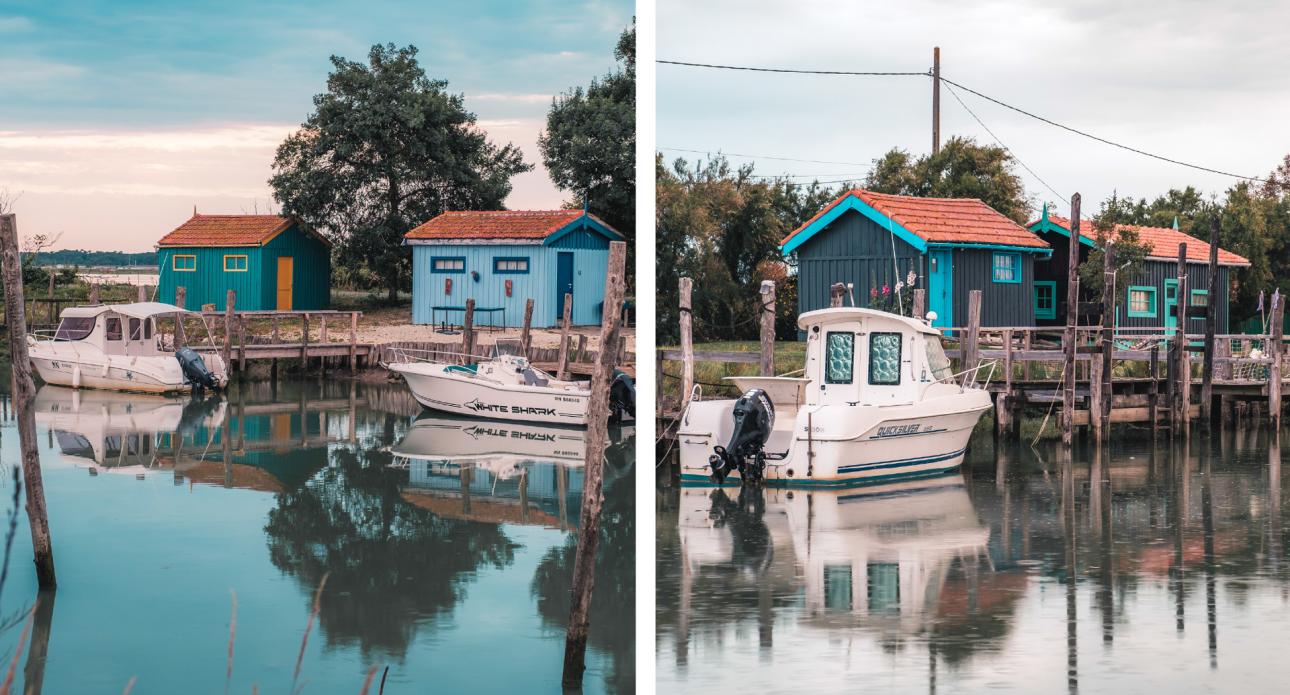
left=157, top=224, right=330, bottom=311
left=949, top=248, right=1036, bottom=327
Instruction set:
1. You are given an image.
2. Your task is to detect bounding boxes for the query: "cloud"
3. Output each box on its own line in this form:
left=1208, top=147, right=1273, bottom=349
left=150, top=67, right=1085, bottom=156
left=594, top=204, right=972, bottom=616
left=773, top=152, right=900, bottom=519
left=472, top=93, right=554, bottom=104
left=0, top=16, right=33, bottom=32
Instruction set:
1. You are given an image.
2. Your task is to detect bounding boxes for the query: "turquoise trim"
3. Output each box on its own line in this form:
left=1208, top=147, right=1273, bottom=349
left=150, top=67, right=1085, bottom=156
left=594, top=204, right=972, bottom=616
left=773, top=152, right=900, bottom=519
left=430, top=256, right=466, bottom=274
left=927, top=242, right=1050, bottom=258
left=543, top=214, right=624, bottom=246
left=1034, top=280, right=1057, bottom=319
left=992, top=251, right=1022, bottom=283
left=781, top=194, right=928, bottom=256
left=1127, top=285, right=1158, bottom=318
left=1028, top=218, right=1096, bottom=248
left=492, top=256, right=530, bottom=274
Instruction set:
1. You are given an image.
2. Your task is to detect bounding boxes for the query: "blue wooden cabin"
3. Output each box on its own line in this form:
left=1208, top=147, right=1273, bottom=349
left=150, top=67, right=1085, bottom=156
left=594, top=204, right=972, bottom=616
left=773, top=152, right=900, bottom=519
left=403, top=210, right=624, bottom=328
left=157, top=214, right=331, bottom=311
left=781, top=190, right=1051, bottom=328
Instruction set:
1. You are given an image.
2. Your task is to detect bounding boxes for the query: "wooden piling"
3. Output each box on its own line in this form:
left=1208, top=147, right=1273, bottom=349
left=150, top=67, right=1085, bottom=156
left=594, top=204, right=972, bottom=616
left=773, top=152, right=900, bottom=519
left=999, top=328, right=1014, bottom=439
left=0, top=213, right=57, bottom=588
left=556, top=293, right=573, bottom=379
left=1201, top=218, right=1220, bottom=430
left=575, top=334, right=588, bottom=363
left=759, top=280, right=775, bottom=377
left=1098, top=245, right=1115, bottom=441
left=1270, top=294, right=1283, bottom=429
left=137, top=284, right=146, bottom=302
left=520, top=298, right=535, bottom=358
left=1174, top=243, right=1190, bottom=438
left=222, top=289, right=235, bottom=369
left=912, top=288, right=926, bottom=321
left=679, top=277, right=695, bottom=413
left=829, top=282, right=845, bottom=308
left=1149, top=344, right=1160, bottom=436
left=174, top=286, right=187, bottom=348
left=349, top=311, right=358, bottom=375
left=562, top=241, right=627, bottom=689
left=1063, top=194, right=1081, bottom=446
left=88, top=283, right=99, bottom=305
left=462, top=299, right=476, bottom=366
left=964, top=290, right=982, bottom=373
left=301, top=313, right=310, bottom=363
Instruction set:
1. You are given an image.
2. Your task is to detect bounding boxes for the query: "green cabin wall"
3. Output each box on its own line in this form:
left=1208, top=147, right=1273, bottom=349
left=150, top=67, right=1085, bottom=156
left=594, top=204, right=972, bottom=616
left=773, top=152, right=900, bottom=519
left=157, top=224, right=330, bottom=311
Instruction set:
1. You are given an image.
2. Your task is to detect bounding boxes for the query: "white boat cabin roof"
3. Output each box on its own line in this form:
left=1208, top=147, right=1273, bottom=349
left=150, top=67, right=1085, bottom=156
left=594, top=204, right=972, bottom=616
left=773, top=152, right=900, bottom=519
left=798, top=306, right=940, bottom=336
left=61, top=302, right=188, bottom=319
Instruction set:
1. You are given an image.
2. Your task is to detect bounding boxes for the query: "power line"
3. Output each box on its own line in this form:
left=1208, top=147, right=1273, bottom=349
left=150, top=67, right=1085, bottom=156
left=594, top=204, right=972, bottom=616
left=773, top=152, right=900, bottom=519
left=659, top=58, right=1275, bottom=185
left=942, top=81, right=1068, bottom=205
left=658, top=59, right=928, bottom=77
left=659, top=146, right=872, bottom=168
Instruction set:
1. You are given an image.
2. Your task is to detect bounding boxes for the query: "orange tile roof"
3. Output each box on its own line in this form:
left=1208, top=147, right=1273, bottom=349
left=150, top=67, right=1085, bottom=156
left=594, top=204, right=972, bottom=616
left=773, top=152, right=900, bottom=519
left=1035, top=215, right=1249, bottom=267
left=405, top=210, right=618, bottom=241
left=158, top=214, right=299, bottom=248
left=781, top=189, right=1048, bottom=250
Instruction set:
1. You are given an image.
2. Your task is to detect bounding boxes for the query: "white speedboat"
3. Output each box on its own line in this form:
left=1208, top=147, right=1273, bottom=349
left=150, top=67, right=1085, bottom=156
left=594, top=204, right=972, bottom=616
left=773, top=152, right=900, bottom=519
left=27, top=302, right=228, bottom=394
left=677, top=307, right=993, bottom=486
left=385, top=342, right=634, bottom=426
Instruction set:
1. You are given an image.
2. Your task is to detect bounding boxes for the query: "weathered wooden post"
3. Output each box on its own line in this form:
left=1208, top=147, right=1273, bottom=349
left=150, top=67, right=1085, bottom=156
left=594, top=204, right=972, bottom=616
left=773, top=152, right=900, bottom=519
left=912, top=288, right=927, bottom=321
left=1149, top=343, right=1161, bottom=436
left=0, top=214, right=57, bottom=587
left=759, top=280, right=775, bottom=377
left=1201, top=218, right=1220, bottom=430
left=998, top=328, right=1014, bottom=439
left=461, top=299, right=476, bottom=366
left=136, top=284, right=146, bottom=302
left=1270, top=294, right=1283, bottom=429
left=679, top=277, right=695, bottom=413
left=222, top=289, right=236, bottom=370
left=563, top=241, right=627, bottom=689
left=520, top=298, right=535, bottom=358
left=349, top=311, right=359, bottom=375
left=964, top=290, right=982, bottom=374
left=1174, top=243, right=1190, bottom=438
left=174, top=286, right=187, bottom=348
left=88, top=282, right=99, bottom=305
left=829, top=282, right=845, bottom=308
left=1097, top=244, right=1115, bottom=441
left=556, top=293, right=573, bottom=379
left=300, top=312, right=310, bottom=364
left=1063, top=194, right=1082, bottom=446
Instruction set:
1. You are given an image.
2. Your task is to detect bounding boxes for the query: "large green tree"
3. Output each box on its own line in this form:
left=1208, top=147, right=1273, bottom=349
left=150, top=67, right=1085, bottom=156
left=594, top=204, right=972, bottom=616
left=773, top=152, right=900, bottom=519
left=539, top=22, right=635, bottom=280
left=271, top=44, right=531, bottom=301
left=865, top=136, right=1031, bottom=223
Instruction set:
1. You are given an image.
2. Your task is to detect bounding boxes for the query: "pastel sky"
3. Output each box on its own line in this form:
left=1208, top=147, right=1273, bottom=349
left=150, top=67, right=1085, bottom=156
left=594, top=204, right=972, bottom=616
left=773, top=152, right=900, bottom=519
left=0, top=0, right=632, bottom=251
left=658, top=0, right=1290, bottom=219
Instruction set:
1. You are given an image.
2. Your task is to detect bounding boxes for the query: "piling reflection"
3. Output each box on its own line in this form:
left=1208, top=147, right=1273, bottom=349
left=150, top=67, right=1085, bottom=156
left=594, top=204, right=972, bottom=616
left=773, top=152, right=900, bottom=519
left=659, top=432, right=1290, bottom=693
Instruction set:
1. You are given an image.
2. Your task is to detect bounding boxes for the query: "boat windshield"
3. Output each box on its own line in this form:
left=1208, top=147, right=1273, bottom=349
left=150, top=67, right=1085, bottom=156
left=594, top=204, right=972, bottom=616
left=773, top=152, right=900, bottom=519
left=925, top=337, right=955, bottom=381
left=54, top=317, right=95, bottom=341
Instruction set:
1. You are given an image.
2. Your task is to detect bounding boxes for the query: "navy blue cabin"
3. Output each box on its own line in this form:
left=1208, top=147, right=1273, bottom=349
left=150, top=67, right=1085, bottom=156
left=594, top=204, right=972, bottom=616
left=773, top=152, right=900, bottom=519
left=1027, top=210, right=1250, bottom=333
left=403, top=210, right=624, bottom=328
left=782, top=190, right=1051, bottom=328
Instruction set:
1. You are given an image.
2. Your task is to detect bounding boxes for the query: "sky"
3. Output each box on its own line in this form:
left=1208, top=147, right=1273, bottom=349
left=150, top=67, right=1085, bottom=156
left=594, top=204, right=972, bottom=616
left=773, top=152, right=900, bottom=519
left=0, top=0, right=632, bottom=251
left=658, top=0, right=1290, bottom=221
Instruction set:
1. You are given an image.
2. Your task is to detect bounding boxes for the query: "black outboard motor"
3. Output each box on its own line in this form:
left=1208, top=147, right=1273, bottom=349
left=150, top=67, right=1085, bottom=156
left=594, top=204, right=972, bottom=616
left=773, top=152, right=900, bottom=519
left=609, top=370, right=636, bottom=422
left=175, top=347, right=221, bottom=392
left=709, top=388, right=775, bottom=485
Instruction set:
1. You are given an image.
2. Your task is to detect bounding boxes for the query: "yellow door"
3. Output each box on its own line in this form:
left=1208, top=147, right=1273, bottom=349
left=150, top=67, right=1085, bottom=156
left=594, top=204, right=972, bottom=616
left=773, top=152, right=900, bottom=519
left=276, top=257, right=293, bottom=310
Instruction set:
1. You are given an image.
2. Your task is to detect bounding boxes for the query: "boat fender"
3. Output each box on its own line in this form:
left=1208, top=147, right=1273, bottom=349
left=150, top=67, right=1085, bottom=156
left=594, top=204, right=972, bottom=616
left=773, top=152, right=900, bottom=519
left=709, top=388, right=775, bottom=485
left=72, top=366, right=81, bottom=388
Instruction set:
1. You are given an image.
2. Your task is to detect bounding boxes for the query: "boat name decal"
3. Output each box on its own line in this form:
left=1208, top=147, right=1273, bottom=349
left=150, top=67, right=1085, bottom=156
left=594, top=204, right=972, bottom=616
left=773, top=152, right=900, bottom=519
left=876, top=423, right=923, bottom=437
left=462, top=425, right=557, bottom=442
left=464, top=398, right=556, bottom=417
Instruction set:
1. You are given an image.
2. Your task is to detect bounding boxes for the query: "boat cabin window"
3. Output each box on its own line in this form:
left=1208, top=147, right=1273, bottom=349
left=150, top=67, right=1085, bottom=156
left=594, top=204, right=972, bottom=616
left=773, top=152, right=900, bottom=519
left=868, top=333, right=902, bottom=385
left=127, top=318, right=152, bottom=341
left=824, top=332, right=854, bottom=384
left=54, top=317, right=95, bottom=341
left=104, top=317, right=122, bottom=341
left=823, top=565, right=853, bottom=611
left=925, top=337, right=954, bottom=381
left=867, top=563, right=901, bottom=613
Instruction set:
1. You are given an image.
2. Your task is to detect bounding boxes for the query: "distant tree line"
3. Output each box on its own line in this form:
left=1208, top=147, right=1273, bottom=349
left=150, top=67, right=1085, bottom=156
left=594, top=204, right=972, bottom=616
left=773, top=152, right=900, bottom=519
left=657, top=136, right=1290, bottom=342
left=21, top=249, right=156, bottom=267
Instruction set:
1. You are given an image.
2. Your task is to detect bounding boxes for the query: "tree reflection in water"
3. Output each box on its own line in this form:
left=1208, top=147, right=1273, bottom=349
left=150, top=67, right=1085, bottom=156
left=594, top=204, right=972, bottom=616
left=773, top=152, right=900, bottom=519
left=263, top=440, right=518, bottom=661
left=529, top=437, right=636, bottom=694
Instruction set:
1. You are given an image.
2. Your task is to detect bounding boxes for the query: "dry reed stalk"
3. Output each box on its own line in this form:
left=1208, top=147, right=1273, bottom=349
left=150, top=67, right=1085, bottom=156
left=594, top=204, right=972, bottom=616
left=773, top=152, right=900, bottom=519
left=226, top=589, right=237, bottom=694
left=0, top=601, right=36, bottom=695
left=290, top=572, right=329, bottom=694
left=357, top=665, right=380, bottom=695
left=121, top=676, right=137, bottom=695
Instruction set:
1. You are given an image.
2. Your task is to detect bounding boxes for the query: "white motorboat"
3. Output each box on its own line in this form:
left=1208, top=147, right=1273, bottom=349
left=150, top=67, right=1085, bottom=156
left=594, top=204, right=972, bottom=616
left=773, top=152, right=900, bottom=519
left=384, top=342, right=634, bottom=426
left=27, top=302, right=228, bottom=394
left=678, top=306, right=993, bottom=487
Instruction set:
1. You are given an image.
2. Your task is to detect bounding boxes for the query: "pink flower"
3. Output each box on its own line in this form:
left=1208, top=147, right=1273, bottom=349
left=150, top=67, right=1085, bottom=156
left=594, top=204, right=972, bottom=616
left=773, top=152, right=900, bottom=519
left=870, top=287, right=878, bottom=298
left=882, top=284, right=890, bottom=295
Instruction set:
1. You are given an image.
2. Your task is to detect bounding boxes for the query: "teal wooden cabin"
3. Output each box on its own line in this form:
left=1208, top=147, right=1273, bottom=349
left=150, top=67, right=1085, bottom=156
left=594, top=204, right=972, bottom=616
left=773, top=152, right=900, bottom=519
left=403, top=210, right=624, bottom=327
left=156, top=214, right=332, bottom=311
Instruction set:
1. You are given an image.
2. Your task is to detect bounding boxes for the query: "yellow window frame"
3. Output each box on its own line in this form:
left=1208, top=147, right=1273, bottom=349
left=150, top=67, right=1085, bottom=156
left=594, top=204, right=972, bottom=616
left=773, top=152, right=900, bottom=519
left=173, top=254, right=196, bottom=272
left=223, top=254, right=249, bottom=272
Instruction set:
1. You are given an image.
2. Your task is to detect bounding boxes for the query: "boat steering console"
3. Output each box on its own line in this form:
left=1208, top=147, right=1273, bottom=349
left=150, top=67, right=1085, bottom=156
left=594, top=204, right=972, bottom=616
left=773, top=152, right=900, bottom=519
left=709, top=388, right=774, bottom=485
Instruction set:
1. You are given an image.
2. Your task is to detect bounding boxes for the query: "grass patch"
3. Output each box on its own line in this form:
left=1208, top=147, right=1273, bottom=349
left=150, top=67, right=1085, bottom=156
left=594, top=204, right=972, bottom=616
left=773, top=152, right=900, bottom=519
left=659, top=340, right=807, bottom=404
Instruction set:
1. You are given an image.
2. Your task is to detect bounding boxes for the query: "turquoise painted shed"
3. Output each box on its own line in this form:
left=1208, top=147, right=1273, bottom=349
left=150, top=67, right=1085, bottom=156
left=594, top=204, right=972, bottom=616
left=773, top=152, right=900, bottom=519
left=156, top=214, right=331, bottom=311
left=403, top=210, right=624, bottom=327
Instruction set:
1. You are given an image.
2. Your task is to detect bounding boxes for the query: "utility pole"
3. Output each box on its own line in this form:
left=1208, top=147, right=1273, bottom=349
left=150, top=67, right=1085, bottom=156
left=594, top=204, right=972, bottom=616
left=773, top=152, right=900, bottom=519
left=932, top=47, right=941, bottom=155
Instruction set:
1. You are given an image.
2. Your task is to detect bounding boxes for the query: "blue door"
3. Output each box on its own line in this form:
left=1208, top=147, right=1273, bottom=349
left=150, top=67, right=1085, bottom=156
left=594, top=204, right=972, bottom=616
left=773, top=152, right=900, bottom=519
left=928, top=250, right=953, bottom=328
left=555, top=252, right=575, bottom=318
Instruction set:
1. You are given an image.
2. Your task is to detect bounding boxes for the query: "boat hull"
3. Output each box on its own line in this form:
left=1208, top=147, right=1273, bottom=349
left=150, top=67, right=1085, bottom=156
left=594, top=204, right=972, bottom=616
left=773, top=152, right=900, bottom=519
left=392, top=415, right=589, bottom=464
left=390, top=363, right=589, bottom=425
left=31, top=354, right=189, bottom=394
left=678, top=391, right=992, bottom=487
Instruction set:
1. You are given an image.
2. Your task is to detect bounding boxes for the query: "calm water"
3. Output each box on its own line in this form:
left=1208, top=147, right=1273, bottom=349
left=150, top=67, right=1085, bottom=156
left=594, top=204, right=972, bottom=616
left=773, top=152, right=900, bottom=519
left=658, top=429, right=1290, bottom=694
left=0, top=379, right=634, bottom=694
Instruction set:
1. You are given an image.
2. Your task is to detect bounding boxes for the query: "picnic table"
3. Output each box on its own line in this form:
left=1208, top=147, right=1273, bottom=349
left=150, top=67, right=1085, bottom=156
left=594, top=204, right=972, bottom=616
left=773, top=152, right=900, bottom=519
left=432, top=305, right=505, bottom=334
